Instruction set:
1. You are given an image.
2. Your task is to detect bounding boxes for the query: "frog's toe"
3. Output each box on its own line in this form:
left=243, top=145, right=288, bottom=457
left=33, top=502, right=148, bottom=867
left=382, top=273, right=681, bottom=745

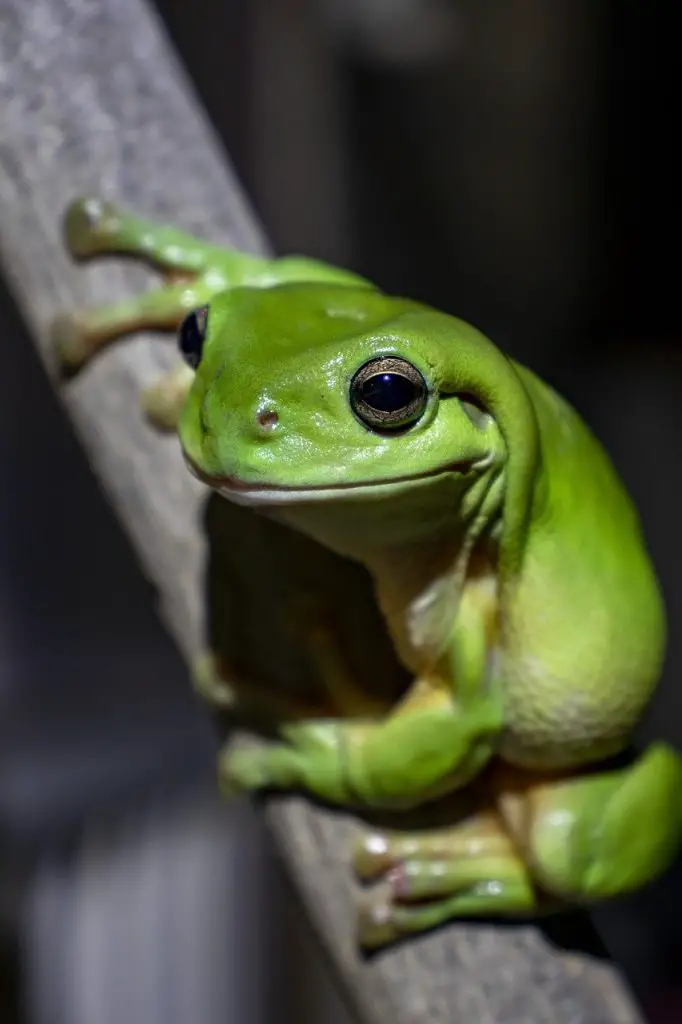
left=354, top=835, right=450, bottom=898
left=357, top=855, right=538, bottom=949
left=218, top=746, right=268, bottom=797
left=51, top=312, right=93, bottom=371
left=357, top=890, right=400, bottom=950
left=191, top=652, right=238, bottom=708
left=217, top=741, right=304, bottom=797
left=64, top=196, right=120, bottom=256
left=140, top=364, right=194, bottom=432
left=141, top=383, right=182, bottom=432
left=353, top=830, right=399, bottom=881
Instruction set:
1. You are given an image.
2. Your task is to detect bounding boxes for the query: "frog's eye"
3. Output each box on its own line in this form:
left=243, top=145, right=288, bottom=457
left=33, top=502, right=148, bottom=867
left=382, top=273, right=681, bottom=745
left=350, top=356, right=428, bottom=432
left=178, top=305, right=209, bottom=369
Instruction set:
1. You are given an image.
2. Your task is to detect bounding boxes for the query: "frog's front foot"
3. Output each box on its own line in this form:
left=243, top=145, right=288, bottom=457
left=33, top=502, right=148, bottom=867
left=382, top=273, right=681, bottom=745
left=353, top=818, right=538, bottom=949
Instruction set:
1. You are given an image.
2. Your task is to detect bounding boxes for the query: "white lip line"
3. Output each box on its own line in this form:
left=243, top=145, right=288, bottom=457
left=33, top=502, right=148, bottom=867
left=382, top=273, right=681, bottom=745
left=185, top=455, right=491, bottom=504
left=215, top=476, right=447, bottom=506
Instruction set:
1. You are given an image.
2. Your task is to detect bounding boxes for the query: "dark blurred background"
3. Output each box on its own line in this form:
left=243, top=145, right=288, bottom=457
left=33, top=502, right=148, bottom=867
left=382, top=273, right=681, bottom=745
left=1, top=1, right=681, bottom=1021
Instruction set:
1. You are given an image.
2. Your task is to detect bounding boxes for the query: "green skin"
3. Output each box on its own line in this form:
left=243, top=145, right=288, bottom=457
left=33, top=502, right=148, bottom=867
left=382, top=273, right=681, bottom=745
left=53, top=197, right=682, bottom=950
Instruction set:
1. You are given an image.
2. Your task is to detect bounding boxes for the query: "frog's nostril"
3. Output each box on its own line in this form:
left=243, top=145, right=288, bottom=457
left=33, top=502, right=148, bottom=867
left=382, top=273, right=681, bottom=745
left=256, top=407, right=279, bottom=433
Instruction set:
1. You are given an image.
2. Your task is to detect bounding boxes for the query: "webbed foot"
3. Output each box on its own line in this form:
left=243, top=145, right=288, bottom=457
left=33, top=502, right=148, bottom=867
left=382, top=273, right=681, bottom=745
left=353, top=814, right=537, bottom=949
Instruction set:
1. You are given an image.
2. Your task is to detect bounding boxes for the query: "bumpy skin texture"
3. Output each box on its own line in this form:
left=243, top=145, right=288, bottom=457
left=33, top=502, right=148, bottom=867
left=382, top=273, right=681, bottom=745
left=53, top=197, right=682, bottom=950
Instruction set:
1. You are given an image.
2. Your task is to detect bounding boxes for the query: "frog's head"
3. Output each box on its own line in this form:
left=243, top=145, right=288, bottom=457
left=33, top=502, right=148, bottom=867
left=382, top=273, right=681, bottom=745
left=178, top=283, right=535, bottom=557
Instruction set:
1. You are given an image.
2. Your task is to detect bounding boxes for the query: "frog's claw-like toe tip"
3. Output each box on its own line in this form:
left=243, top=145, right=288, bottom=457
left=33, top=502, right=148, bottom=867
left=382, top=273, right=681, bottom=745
left=357, top=893, right=398, bottom=950
left=140, top=382, right=182, bottom=432
left=64, top=196, right=120, bottom=256
left=218, top=747, right=267, bottom=800
left=50, top=313, right=91, bottom=371
left=353, top=831, right=398, bottom=882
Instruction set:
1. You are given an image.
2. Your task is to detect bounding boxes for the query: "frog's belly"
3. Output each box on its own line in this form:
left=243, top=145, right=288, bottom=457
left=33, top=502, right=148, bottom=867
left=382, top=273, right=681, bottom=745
left=494, top=546, right=664, bottom=771
left=496, top=649, right=657, bottom=771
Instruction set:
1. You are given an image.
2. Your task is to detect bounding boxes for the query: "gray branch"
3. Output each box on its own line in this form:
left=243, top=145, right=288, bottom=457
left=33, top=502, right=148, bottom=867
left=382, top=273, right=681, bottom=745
left=0, top=1, right=645, bottom=1021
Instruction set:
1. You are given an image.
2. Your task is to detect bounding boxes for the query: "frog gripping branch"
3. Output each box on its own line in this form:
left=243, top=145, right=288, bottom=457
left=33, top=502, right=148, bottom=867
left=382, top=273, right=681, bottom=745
left=53, top=196, right=682, bottom=951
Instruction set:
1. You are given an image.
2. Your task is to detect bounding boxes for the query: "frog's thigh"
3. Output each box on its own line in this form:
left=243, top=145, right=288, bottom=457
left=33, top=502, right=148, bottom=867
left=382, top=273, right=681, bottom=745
left=518, top=742, right=682, bottom=900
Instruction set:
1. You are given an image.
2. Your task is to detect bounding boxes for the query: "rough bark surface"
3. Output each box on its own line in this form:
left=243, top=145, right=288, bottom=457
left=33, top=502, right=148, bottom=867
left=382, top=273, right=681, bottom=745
left=0, top=1, right=645, bottom=1021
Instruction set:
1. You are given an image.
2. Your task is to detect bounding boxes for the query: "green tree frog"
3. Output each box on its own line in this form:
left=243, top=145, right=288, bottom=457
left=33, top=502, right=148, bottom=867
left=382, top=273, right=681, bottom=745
left=53, top=197, right=682, bottom=949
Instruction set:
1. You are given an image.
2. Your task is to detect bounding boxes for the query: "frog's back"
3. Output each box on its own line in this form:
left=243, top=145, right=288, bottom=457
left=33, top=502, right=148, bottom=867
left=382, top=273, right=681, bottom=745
left=498, top=365, right=666, bottom=770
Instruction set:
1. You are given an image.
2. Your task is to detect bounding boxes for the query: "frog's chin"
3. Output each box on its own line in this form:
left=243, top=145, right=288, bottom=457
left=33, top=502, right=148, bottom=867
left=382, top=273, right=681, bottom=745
left=184, top=453, right=491, bottom=508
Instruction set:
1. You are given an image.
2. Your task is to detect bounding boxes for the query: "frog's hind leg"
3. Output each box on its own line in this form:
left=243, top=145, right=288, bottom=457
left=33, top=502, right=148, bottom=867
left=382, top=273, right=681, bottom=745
left=517, top=742, right=682, bottom=903
left=53, top=196, right=369, bottom=378
left=353, top=743, right=682, bottom=948
left=62, top=196, right=222, bottom=274
left=354, top=810, right=540, bottom=949
left=51, top=282, right=213, bottom=376
left=52, top=198, right=220, bottom=375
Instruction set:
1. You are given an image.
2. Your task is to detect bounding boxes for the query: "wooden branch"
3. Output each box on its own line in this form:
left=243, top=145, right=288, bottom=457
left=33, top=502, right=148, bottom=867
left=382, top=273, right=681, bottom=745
left=0, top=2, right=645, bottom=1022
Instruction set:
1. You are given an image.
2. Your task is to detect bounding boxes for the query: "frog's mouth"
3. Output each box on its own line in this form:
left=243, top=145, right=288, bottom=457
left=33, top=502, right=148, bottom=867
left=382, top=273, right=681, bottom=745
left=184, top=453, right=485, bottom=506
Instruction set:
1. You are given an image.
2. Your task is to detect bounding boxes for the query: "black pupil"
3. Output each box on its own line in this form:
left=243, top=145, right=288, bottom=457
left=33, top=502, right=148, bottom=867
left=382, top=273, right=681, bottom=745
left=361, top=372, right=417, bottom=413
left=179, top=309, right=206, bottom=368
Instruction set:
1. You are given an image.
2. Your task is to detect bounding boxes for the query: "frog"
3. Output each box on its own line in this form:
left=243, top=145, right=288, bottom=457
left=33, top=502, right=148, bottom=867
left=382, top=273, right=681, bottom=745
left=52, top=196, right=682, bottom=950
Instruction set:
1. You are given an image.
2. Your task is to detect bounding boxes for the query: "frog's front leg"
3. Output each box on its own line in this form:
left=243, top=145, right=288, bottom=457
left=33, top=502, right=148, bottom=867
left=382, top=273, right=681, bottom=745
left=220, top=680, right=503, bottom=808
